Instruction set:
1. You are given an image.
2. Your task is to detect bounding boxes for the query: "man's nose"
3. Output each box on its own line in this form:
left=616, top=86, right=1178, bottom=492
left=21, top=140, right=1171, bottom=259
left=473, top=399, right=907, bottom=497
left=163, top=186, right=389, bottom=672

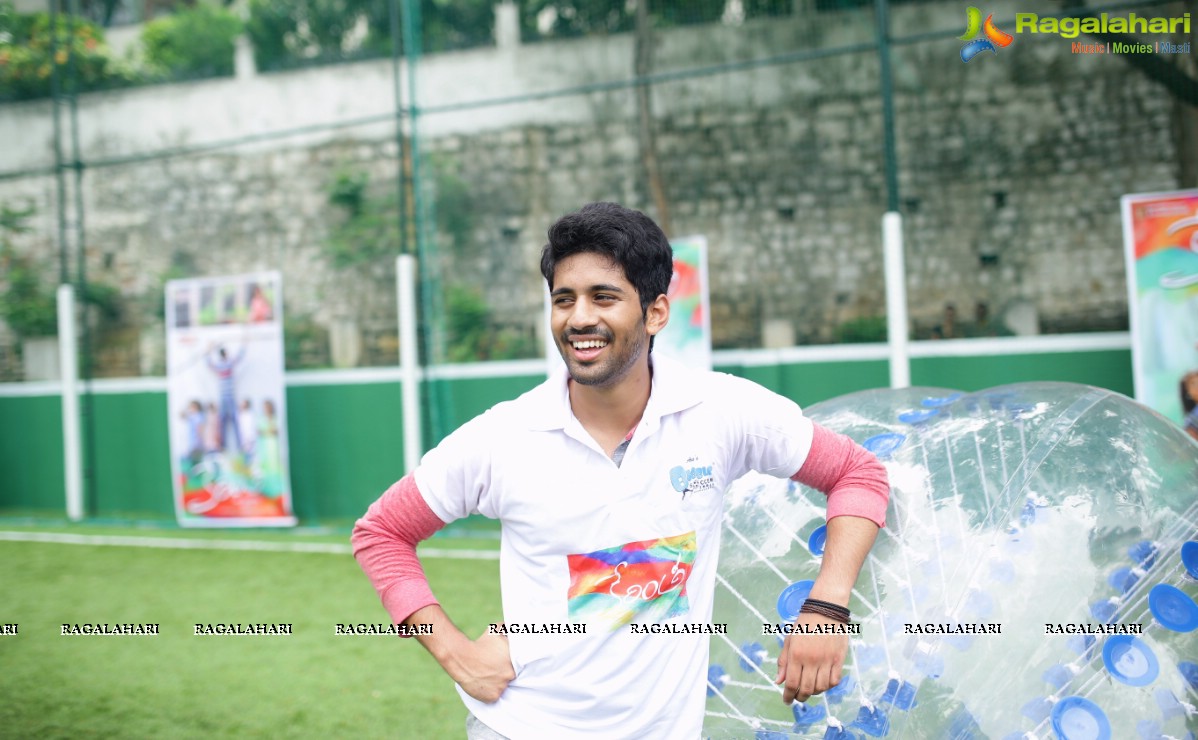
left=568, top=297, right=598, bottom=329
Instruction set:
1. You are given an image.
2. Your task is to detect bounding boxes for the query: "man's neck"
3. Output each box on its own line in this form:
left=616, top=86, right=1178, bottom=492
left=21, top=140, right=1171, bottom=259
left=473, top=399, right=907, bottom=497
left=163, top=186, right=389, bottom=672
left=568, top=358, right=653, bottom=454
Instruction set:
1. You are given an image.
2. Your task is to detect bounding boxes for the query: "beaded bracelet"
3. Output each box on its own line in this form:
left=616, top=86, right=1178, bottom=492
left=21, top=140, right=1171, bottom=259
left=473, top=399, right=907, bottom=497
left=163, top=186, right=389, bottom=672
left=799, top=598, right=851, bottom=624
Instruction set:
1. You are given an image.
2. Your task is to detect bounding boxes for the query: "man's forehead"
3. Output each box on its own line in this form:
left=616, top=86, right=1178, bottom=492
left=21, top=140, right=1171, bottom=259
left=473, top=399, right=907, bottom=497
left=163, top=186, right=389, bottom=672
left=552, top=252, right=633, bottom=290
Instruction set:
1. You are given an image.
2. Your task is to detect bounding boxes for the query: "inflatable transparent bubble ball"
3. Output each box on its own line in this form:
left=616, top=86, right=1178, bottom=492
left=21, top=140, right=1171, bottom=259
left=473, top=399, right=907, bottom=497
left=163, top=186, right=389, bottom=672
left=706, top=382, right=1198, bottom=740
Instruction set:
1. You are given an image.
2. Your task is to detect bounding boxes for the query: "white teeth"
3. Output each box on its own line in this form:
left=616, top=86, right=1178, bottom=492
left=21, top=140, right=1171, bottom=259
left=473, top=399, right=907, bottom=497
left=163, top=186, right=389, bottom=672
left=572, top=340, right=607, bottom=350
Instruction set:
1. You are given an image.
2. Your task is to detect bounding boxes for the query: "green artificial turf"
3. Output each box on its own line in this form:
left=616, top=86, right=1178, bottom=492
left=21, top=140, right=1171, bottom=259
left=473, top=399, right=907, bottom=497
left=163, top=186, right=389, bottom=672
left=0, top=534, right=501, bottom=739
left=0, top=512, right=501, bottom=549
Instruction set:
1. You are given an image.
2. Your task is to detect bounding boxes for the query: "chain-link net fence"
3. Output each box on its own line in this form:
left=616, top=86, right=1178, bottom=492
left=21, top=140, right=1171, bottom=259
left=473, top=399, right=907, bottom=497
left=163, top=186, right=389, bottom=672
left=1, top=0, right=1192, bottom=412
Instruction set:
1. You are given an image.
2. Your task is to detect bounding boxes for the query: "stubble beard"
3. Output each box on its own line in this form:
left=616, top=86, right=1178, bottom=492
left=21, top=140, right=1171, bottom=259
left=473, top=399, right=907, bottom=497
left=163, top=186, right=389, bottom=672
left=560, top=327, right=648, bottom=388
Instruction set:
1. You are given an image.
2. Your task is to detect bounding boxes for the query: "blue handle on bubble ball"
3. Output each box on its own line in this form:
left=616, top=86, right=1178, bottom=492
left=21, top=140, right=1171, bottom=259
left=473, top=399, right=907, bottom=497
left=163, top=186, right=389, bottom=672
left=1148, top=583, right=1198, bottom=632
left=1128, top=540, right=1158, bottom=569
left=1050, top=696, right=1111, bottom=740
left=738, top=641, right=766, bottom=672
left=862, top=432, right=906, bottom=460
left=1177, top=661, right=1198, bottom=691
left=791, top=701, right=826, bottom=726
left=898, top=408, right=938, bottom=425
left=921, top=393, right=962, bottom=408
left=849, top=704, right=890, bottom=737
left=706, top=664, right=728, bottom=697
left=808, top=525, right=827, bottom=556
left=776, top=580, right=814, bottom=623
left=1102, top=634, right=1159, bottom=687
left=1181, top=541, right=1198, bottom=578
left=879, top=678, right=918, bottom=710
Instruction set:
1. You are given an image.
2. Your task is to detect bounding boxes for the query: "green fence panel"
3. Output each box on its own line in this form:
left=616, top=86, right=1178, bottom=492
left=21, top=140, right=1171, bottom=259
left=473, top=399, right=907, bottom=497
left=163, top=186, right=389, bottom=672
left=91, top=392, right=172, bottom=517
left=911, top=350, right=1133, bottom=397
left=0, top=394, right=64, bottom=513
left=0, top=347, right=1137, bottom=521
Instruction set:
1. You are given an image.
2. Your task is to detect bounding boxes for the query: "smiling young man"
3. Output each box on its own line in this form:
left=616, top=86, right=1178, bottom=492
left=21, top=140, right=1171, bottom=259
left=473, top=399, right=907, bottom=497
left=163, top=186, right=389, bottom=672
left=352, top=202, right=890, bottom=739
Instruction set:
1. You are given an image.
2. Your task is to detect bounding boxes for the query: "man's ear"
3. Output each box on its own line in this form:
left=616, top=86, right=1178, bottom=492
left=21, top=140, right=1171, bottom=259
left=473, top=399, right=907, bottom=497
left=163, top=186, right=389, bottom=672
left=645, top=294, right=670, bottom=337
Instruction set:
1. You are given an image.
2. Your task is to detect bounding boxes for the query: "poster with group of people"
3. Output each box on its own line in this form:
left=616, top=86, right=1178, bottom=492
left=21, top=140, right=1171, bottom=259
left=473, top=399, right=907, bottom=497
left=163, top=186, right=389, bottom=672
left=1122, top=189, right=1198, bottom=441
left=165, top=272, right=296, bottom=526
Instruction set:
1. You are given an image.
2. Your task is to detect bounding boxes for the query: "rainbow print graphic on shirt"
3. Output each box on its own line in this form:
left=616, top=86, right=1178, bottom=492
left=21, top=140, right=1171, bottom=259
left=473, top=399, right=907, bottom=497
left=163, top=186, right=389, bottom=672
left=567, top=531, right=697, bottom=630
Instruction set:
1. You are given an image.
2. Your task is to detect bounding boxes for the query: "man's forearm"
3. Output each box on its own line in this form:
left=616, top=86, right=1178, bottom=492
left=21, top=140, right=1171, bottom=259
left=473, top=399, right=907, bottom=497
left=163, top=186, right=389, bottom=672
left=776, top=515, right=878, bottom=703
left=808, top=514, right=879, bottom=606
left=407, top=604, right=472, bottom=673
left=407, top=604, right=515, bottom=704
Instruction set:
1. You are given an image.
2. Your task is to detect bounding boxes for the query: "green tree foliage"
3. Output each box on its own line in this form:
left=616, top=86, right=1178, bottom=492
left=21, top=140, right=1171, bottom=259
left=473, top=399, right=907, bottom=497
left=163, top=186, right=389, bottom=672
left=246, top=0, right=495, bottom=72
left=244, top=0, right=294, bottom=70
left=419, top=0, right=495, bottom=53
left=244, top=0, right=796, bottom=71
left=0, top=203, right=122, bottom=338
left=0, top=204, right=56, bottom=337
left=283, top=314, right=331, bottom=368
left=325, top=169, right=400, bottom=268
left=0, top=2, right=130, bottom=102
left=323, top=162, right=535, bottom=362
left=247, top=0, right=379, bottom=71
left=258, top=0, right=361, bottom=65
left=834, top=315, right=888, bottom=344
left=445, top=284, right=537, bottom=362
left=521, top=0, right=634, bottom=38
left=140, top=2, right=242, bottom=80
left=518, top=0, right=791, bottom=42
left=430, top=156, right=475, bottom=258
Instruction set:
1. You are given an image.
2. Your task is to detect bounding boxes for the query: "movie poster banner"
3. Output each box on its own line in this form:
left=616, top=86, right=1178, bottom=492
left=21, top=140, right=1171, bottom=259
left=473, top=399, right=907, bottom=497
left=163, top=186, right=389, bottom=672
left=544, top=235, right=712, bottom=373
left=165, top=272, right=296, bottom=526
left=1121, top=190, right=1198, bottom=430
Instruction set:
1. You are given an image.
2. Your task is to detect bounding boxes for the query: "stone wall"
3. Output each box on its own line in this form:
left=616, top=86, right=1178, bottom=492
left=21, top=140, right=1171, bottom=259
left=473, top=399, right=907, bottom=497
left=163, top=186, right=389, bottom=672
left=0, top=1, right=1182, bottom=376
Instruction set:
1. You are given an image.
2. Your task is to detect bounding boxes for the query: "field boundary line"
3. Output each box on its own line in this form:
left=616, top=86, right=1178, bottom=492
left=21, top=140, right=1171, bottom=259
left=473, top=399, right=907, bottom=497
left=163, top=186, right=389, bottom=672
left=0, top=530, right=499, bottom=559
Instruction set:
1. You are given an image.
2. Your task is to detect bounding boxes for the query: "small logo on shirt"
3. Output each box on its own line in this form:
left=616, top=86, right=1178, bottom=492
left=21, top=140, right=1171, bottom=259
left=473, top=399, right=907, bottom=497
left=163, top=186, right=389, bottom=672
left=669, top=459, right=714, bottom=497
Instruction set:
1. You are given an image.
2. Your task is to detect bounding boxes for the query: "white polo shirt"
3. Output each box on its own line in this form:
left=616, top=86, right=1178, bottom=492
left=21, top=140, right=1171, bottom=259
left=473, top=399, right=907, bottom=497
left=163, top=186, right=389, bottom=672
left=414, top=354, right=815, bottom=739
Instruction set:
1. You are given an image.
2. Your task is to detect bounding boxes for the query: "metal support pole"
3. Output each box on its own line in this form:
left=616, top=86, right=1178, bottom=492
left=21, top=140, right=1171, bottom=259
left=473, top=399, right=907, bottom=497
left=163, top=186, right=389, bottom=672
left=397, top=255, right=422, bottom=473
left=883, top=212, right=910, bottom=389
left=875, top=0, right=899, bottom=212
left=58, top=284, right=83, bottom=520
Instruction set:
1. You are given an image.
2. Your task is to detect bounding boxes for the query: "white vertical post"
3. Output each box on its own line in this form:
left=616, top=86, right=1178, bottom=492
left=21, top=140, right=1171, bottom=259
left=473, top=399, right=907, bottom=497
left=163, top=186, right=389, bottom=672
left=883, top=211, right=910, bottom=389
left=232, top=0, right=257, bottom=81
left=57, top=284, right=83, bottom=521
left=494, top=1, right=520, bottom=51
left=397, top=255, right=422, bottom=474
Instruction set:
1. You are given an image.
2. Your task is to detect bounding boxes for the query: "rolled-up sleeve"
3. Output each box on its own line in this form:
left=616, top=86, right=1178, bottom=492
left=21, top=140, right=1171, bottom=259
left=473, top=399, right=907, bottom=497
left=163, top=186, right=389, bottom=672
left=791, top=423, right=889, bottom=528
left=351, top=473, right=449, bottom=627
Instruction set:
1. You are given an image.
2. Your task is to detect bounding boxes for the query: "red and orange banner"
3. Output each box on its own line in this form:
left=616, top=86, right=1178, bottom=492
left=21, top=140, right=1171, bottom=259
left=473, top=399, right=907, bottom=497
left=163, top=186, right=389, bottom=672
left=1121, top=190, right=1198, bottom=429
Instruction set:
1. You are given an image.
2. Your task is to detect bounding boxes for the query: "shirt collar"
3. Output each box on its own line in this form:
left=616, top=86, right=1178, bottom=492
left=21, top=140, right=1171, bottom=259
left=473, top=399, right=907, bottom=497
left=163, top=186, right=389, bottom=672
left=524, top=352, right=705, bottom=432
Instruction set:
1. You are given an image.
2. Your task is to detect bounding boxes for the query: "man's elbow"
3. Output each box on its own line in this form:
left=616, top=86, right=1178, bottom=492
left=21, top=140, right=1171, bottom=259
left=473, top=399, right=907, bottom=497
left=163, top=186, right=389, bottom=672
left=863, top=454, right=890, bottom=507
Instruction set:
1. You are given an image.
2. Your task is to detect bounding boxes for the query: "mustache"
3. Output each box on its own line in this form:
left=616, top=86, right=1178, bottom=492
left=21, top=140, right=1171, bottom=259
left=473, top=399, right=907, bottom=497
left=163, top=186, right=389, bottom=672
left=562, top=328, right=613, bottom=343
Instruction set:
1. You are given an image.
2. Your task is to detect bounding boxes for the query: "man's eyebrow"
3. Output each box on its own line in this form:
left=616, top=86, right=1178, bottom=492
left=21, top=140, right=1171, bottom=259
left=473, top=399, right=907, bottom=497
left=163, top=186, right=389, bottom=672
left=550, top=283, right=627, bottom=297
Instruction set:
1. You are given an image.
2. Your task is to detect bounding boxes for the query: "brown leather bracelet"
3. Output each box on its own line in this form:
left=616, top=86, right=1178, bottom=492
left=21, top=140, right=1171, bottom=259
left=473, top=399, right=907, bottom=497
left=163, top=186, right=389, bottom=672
left=798, top=599, right=851, bottom=624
